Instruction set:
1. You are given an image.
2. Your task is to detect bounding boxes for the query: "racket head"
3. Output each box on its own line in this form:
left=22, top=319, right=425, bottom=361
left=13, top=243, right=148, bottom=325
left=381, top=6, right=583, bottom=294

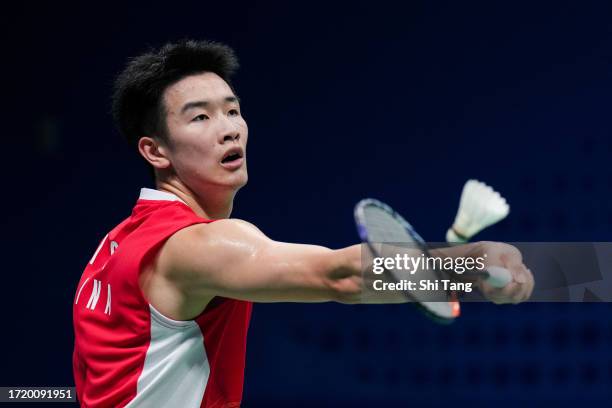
left=355, top=198, right=460, bottom=323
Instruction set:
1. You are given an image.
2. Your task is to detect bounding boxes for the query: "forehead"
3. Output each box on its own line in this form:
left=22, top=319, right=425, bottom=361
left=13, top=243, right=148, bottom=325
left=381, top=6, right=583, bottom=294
left=163, top=72, right=234, bottom=110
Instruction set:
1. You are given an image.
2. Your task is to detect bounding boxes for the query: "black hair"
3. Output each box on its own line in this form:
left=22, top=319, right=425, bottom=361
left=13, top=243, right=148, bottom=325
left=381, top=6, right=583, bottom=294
left=111, top=39, right=239, bottom=173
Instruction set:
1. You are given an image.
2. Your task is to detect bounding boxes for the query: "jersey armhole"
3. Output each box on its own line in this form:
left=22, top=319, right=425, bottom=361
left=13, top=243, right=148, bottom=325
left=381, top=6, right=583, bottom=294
left=136, top=219, right=217, bottom=323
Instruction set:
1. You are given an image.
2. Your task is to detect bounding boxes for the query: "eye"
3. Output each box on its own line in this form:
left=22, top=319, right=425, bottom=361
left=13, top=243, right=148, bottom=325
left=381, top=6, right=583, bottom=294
left=192, top=114, right=209, bottom=122
left=228, top=109, right=240, bottom=117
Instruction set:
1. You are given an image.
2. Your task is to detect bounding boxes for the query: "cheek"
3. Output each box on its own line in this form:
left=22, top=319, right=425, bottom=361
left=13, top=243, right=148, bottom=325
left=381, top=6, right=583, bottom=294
left=171, top=138, right=218, bottom=169
left=239, top=121, right=249, bottom=144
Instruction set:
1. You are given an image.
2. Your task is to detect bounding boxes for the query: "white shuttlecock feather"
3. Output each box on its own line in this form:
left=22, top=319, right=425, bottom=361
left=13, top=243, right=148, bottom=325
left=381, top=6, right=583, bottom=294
left=446, top=179, right=510, bottom=243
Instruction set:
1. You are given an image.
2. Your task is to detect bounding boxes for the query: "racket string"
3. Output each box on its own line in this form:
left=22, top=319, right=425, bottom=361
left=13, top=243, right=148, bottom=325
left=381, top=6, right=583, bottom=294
left=361, top=204, right=459, bottom=319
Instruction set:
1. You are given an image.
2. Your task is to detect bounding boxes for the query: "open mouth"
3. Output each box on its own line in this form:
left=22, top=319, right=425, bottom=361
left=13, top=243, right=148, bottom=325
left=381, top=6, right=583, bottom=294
left=220, top=147, right=245, bottom=169
left=221, top=152, right=243, bottom=164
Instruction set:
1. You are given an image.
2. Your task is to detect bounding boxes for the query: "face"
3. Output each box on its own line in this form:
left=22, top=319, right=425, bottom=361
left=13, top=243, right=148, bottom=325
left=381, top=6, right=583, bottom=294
left=159, top=72, right=248, bottom=193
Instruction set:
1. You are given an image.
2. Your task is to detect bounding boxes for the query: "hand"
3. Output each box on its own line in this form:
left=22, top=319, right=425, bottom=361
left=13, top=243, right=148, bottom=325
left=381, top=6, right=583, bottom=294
left=475, top=242, right=534, bottom=304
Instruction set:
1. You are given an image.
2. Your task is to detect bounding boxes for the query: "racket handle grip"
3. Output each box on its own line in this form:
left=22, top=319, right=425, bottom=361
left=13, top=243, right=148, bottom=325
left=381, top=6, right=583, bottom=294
left=485, top=266, right=512, bottom=288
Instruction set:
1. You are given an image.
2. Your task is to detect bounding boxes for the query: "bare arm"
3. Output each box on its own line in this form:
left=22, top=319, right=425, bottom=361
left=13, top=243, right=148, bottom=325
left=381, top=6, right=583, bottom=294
left=156, top=219, right=365, bottom=305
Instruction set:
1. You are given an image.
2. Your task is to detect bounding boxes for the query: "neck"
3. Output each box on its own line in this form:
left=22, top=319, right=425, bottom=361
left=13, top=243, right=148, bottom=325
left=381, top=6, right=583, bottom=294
left=155, top=179, right=236, bottom=220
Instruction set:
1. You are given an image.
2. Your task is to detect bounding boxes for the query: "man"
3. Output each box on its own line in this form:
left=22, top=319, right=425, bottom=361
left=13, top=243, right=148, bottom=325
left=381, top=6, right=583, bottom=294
left=72, top=40, right=534, bottom=407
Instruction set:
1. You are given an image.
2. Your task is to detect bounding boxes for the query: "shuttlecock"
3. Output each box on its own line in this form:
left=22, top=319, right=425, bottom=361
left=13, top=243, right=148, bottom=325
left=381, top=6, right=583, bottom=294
left=446, top=179, right=510, bottom=243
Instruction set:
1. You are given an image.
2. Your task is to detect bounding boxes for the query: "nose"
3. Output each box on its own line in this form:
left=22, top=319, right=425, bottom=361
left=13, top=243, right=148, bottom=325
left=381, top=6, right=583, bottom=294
left=218, top=117, right=241, bottom=144
left=222, top=132, right=240, bottom=143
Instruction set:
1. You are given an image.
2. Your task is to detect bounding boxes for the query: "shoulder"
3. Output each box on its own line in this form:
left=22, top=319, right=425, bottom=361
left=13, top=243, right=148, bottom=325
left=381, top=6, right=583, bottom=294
left=157, top=218, right=269, bottom=274
left=168, top=218, right=264, bottom=245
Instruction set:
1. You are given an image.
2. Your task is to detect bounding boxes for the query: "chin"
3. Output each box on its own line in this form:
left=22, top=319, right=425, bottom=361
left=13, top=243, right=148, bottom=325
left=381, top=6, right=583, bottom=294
left=233, top=172, right=249, bottom=190
left=221, top=170, right=248, bottom=191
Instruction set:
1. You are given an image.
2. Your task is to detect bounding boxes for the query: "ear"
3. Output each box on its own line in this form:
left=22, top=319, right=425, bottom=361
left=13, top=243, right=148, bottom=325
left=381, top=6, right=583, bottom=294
left=138, top=137, right=171, bottom=170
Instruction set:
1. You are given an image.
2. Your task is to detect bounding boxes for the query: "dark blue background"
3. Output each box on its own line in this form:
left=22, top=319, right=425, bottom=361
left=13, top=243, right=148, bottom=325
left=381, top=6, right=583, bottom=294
left=3, top=0, right=612, bottom=406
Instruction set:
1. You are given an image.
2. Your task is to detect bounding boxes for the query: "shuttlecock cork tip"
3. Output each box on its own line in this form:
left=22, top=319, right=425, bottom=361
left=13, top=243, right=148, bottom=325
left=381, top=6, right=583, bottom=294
left=447, top=179, right=510, bottom=242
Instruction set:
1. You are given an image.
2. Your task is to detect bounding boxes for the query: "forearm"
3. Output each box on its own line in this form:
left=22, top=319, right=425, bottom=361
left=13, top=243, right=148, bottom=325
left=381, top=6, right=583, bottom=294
left=249, top=243, right=364, bottom=303
left=251, top=243, right=407, bottom=304
left=193, top=242, right=363, bottom=303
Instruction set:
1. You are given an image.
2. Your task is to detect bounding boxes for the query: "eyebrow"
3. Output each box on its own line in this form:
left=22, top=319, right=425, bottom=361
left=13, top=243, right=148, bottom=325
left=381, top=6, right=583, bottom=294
left=180, top=96, right=240, bottom=114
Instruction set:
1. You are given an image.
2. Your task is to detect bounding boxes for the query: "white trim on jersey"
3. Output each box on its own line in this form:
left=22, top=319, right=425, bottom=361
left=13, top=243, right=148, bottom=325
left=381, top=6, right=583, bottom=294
left=75, top=277, right=90, bottom=305
left=89, top=234, right=109, bottom=265
left=125, top=304, right=210, bottom=408
left=139, top=188, right=187, bottom=204
left=104, top=284, right=112, bottom=315
left=86, top=279, right=102, bottom=311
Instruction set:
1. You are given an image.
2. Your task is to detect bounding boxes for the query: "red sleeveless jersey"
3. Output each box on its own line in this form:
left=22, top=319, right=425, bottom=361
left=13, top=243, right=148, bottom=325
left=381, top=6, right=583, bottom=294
left=72, top=188, right=252, bottom=407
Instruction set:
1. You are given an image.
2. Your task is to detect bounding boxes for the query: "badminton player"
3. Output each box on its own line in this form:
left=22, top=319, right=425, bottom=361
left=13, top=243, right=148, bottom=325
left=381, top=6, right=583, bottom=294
left=72, top=40, right=534, bottom=407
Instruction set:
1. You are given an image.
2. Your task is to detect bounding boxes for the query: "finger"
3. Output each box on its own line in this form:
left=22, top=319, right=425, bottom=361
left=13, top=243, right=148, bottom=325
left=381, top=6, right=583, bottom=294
left=519, top=269, right=535, bottom=302
left=501, top=253, right=526, bottom=281
left=506, top=282, right=524, bottom=301
left=508, top=275, right=534, bottom=304
left=511, top=264, right=529, bottom=284
left=500, top=252, right=523, bottom=269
